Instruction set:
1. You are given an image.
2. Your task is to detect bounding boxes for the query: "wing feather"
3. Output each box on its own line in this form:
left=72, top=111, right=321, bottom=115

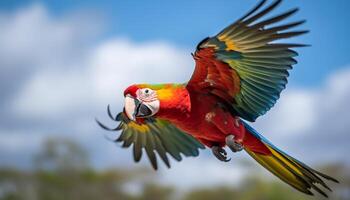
left=187, top=0, right=307, bottom=121
left=96, top=111, right=204, bottom=169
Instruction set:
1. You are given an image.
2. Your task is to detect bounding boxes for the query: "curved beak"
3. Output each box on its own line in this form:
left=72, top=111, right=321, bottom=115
left=124, top=95, right=153, bottom=121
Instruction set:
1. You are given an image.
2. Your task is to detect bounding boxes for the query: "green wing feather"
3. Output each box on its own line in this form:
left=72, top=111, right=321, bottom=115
left=96, top=107, right=204, bottom=170
left=192, top=0, right=308, bottom=121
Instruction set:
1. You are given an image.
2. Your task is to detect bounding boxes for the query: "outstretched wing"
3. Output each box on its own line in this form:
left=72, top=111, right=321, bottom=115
left=187, top=0, right=308, bottom=121
left=96, top=106, right=205, bottom=170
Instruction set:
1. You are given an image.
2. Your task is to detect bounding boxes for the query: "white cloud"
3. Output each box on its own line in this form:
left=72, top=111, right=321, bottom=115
left=254, top=67, right=350, bottom=137
left=158, top=154, right=252, bottom=190
left=12, top=68, right=91, bottom=118
left=89, top=38, right=194, bottom=104
left=255, top=89, right=317, bottom=137
left=5, top=3, right=194, bottom=119
left=322, top=68, right=350, bottom=112
left=0, top=4, right=100, bottom=70
left=12, top=38, right=194, bottom=118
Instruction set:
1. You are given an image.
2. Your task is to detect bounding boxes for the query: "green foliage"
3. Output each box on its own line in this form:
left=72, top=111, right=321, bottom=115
left=138, top=183, right=174, bottom=200
left=183, top=187, right=238, bottom=200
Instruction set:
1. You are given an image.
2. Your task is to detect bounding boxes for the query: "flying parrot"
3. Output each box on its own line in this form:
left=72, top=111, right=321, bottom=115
left=97, top=0, right=338, bottom=197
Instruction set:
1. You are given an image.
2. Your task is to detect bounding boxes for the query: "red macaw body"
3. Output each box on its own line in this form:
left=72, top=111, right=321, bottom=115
left=98, top=0, right=338, bottom=197
left=149, top=84, right=269, bottom=155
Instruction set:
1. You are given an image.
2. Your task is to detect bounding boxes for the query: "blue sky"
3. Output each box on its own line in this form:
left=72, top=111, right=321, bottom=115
left=2, top=0, right=350, bottom=87
left=0, top=0, right=349, bottom=191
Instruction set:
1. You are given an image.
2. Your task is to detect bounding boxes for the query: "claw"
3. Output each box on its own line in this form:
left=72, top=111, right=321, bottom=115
left=234, top=117, right=240, bottom=127
left=212, top=146, right=231, bottom=162
left=225, top=135, right=243, bottom=152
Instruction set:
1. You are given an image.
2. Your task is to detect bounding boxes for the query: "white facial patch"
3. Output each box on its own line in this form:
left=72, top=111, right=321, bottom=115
left=136, top=88, right=160, bottom=116
left=145, top=100, right=160, bottom=116
left=137, top=88, right=158, bottom=102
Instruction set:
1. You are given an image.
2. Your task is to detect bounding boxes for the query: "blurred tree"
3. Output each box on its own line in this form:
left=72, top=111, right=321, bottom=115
left=0, top=138, right=145, bottom=200
left=238, top=176, right=310, bottom=200
left=32, top=137, right=133, bottom=200
left=0, top=169, right=34, bottom=200
left=0, top=137, right=348, bottom=200
left=318, top=164, right=350, bottom=200
left=183, top=186, right=238, bottom=200
left=33, top=137, right=89, bottom=172
left=138, top=183, right=174, bottom=200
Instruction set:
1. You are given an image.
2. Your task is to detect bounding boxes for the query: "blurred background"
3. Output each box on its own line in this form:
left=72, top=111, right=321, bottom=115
left=0, top=0, right=349, bottom=199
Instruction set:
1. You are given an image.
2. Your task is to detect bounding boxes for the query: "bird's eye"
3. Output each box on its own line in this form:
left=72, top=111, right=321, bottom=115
left=141, top=88, right=153, bottom=97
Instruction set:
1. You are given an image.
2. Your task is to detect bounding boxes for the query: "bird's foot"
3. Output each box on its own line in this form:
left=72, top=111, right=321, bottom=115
left=225, top=135, right=243, bottom=152
left=211, top=146, right=231, bottom=162
left=234, top=116, right=240, bottom=127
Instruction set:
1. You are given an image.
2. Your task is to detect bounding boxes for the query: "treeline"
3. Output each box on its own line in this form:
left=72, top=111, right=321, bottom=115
left=0, top=138, right=348, bottom=200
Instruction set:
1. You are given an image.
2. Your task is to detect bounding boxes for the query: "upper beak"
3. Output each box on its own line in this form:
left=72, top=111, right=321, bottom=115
left=124, top=95, right=136, bottom=121
left=124, top=95, right=153, bottom=121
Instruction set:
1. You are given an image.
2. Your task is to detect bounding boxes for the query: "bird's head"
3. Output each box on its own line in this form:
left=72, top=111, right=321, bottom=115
left=123, top=84, right=161, bottom=121
left=123, top=83, right=190, bottom=121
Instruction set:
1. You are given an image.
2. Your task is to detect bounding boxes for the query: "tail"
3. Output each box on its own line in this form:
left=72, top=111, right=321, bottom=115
left=241, top=121, right=339, bottom=197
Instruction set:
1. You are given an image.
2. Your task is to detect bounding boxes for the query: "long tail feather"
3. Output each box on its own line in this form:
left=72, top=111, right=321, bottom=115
left=242, top=121, right=338, bottom=197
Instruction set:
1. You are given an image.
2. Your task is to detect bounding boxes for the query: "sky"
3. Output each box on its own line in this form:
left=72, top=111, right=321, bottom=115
left=0, top=0, right=350, bottom=189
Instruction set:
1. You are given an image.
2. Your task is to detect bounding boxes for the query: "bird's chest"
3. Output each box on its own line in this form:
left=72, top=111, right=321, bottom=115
left=174, top=93, right=227, bottom=140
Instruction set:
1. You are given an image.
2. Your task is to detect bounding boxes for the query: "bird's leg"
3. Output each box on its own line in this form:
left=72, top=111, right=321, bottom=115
left=211, top=146, right=231, bottom=162
left=225, top=135, right=243, bottom=152
left=225, top=117, right=244, bottom=152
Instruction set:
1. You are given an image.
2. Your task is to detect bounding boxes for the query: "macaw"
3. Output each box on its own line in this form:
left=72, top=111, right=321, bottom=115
left=97, top=0, right=338, bottom=197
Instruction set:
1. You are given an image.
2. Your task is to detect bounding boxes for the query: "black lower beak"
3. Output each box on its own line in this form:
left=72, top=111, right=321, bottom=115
left=135, top=100, right=152, bottom=118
